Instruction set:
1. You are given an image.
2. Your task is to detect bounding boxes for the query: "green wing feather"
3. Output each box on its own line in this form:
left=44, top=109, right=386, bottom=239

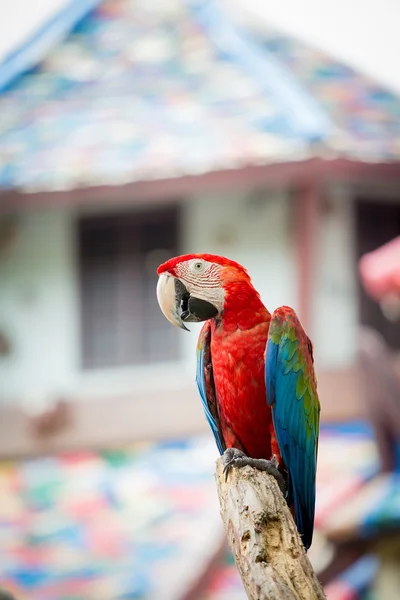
left=266, top=306, right=320, bottom=549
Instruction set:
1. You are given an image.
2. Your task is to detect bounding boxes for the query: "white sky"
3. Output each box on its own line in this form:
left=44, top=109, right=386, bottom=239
left=0, top=0, right=68, bottom=62
left=227, top=0, right=400, bottom=94
left=0, top=0, right=399, bottom=93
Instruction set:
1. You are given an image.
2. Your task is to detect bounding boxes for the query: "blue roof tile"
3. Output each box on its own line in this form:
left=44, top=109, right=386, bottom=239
left=0, top=0, right=399, bottom=192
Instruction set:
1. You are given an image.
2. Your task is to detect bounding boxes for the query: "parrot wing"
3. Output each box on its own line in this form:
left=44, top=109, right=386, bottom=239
left=265, top=306, right=320, bottom=550
left=196, top=321, right=225, bottom=455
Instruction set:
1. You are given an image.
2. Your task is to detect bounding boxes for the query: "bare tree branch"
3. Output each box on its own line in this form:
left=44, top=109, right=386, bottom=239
left=215, top=458, right=326, bottom=600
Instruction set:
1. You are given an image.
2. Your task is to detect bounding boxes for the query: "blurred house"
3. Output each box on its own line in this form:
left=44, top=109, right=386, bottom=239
left=1, top=0, right=400, bottom=453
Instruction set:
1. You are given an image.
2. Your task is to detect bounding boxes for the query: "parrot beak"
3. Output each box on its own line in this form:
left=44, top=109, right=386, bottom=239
left=157, top=274, right=218, bottom=331
left=157, top=274, right=190, bottom=331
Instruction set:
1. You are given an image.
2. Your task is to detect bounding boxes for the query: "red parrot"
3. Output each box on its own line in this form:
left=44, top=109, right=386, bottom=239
left=156, top=254, right=320, bottom=549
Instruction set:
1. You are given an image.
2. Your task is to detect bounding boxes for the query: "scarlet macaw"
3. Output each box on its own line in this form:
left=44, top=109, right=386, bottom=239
left=156, top=254, right=320, bottom=549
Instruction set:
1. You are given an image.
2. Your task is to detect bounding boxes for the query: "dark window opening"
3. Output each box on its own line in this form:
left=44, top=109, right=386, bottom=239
left=356, top=198, right=400, bottom=351
left=78, top=206, right=180, bottom=368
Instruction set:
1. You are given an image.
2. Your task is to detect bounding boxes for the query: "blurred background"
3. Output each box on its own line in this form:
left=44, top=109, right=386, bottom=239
left=0, top=0, right=400, bottom=598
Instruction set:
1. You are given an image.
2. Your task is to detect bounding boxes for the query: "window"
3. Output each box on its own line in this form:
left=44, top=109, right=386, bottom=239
left=356, top=199, right=400, bottom=350
left=78, top=206, right=180, bottom=368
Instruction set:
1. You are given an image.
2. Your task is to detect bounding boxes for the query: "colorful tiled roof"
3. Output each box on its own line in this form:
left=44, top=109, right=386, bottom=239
left=0, top=438, right=224, bottom=600
left=0, top=426, right=380, bottom=600
left=0, top=0, right=399, bottom=193
left=257, top=27, right=400, bottom=161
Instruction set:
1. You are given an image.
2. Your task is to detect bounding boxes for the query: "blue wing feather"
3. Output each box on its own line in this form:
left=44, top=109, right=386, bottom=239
left=196, top=322, right=225, bottom=455
left=266, top=307, right=320, bottom=550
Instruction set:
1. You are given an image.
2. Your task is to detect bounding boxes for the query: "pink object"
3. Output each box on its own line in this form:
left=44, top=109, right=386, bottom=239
left=325, top=580, right=356, bottom=600
left=359, top=236, right=400, bottom=300
left=314, top=474, right=367, bottom=528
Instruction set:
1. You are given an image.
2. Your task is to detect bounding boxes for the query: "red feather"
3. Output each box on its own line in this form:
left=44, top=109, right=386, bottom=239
left=159, top=253, right=281, bottom=462
left=157, top=253, right=249, bottom=277
left=158, top=253, right=318, bottom=547
left=209, top=271, right=280, bottom=462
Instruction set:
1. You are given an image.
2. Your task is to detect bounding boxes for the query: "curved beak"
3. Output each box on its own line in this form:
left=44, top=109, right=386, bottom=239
left=157, top=274, right=190, bottom=331
left=156, top=273, right=218, bottom=331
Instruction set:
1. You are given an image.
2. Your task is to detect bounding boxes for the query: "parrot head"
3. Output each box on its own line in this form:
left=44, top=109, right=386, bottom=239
left=156, top=253, right=252, bottom=330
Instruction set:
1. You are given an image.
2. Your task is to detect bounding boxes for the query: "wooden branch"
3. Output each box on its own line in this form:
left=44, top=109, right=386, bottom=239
left=215, top=459, right=325, bottom=600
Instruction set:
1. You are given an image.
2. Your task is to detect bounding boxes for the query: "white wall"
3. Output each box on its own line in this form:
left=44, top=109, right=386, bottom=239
left=0, top=208, right=79, bottom=405
left=182, top=185, right=361, bottom=373
left=0, top=189, right=296, bottom=405
left=313, top=185, right=358, bottom=369
left=2, top=187, right=362, bottom=405
left=0, top=205, right=196, bottom=405
left=181, top=189, right=297, bottom=372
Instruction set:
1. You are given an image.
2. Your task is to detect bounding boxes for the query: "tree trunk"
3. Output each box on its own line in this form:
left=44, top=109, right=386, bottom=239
left=215, top=459, right=326, bottom=600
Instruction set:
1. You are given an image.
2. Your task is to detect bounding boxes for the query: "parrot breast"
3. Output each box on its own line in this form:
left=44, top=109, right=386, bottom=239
left=210, top=305, right=279, bottom=462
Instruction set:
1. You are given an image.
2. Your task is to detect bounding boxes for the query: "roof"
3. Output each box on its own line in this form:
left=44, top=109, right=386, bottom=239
left=257, top=27, right=400, bottom=162
left=0, top=0, right=101, bottom=94
left=227, top=0, right=400, bottom=96
left=0, top=0, right=399, bottom=193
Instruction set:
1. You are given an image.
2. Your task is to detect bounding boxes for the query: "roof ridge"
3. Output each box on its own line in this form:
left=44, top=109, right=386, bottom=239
left=185, top=0, right=332, bottom=141
left=0, top=0, right=102, bottom=93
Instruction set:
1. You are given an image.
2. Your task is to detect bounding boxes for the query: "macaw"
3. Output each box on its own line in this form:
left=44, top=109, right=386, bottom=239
left=156, top=254, right=320, bottom=550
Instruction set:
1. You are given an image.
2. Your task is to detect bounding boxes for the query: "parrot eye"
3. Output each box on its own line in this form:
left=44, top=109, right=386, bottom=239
left=190, top=260, right=205, bottom=273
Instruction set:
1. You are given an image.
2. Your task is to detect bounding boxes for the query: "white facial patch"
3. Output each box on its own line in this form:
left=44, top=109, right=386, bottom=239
left=190, top=285, right=225, bottom=314
left=174, top=259, right=225, bottom=314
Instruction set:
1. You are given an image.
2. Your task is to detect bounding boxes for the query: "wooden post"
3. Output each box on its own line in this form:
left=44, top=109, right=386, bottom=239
left=295, top=184, right=320, bottom=332
left=373, top=539, right=400, bottom=600
left=215, top=459, right=325, bottom=600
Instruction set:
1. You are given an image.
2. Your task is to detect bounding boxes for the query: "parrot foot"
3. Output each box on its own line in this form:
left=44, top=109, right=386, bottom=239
left=222, top=448, right=286, bottom=495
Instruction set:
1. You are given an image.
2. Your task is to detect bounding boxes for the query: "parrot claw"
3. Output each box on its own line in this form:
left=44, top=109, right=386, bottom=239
left=222, top=448, right=286, bottom=495
left=222, top=448, right=246, bottom=481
